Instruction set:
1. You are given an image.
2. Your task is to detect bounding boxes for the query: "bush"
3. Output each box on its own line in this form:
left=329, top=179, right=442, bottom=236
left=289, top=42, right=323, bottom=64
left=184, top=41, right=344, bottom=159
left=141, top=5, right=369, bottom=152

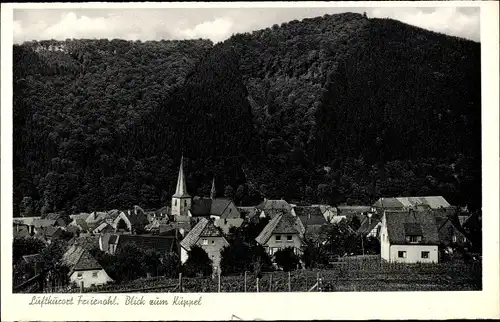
left=220, top=240, right=253, bottom=275
left=274, top=247, right=300, bottom=272
left=182, top=245, right=213, bottom=277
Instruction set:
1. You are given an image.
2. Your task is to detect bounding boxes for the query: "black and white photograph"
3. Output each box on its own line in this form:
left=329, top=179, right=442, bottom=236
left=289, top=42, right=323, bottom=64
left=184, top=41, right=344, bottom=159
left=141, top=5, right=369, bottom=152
left=2, top=1, right=499, bottom=321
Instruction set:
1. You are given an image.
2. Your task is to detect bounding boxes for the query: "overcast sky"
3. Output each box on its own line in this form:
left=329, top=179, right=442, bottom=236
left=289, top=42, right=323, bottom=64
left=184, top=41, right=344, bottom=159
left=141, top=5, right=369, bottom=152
left=13, top=6, right=480, bottom=45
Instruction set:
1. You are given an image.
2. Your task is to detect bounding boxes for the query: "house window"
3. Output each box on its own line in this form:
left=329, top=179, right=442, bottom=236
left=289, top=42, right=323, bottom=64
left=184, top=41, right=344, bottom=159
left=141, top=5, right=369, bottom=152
left=77, top=272, right=83, bottom=278
left=275, top=235, right=281, bottom=242
left=202, top=239, right=208, bottom=245
left=462, top=237, right=467, bottom=243
left=452, top=235, right=457, bottom=243
left=174, top=200, right=177, bottom=206
left=92, top=271, right=98, bottom=278
left=398, top=251, right=407, bottom=258
left=421, top=251, right=430, bottom=259
left=211, top=240, right=215, bottom=244
left=184, top=200, right=187, bottom=207
left=406, top=236, right=422, bottom=243
left=287, top=235, right=293, bottom=242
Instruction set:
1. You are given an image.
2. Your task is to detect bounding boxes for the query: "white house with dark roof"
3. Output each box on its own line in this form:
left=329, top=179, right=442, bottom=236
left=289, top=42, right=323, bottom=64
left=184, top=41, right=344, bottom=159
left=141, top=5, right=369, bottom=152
left=255, top=213, right=305, bottom=256
left=380, top=210, right=440, bottom=263
left=179, top=218, right=228, bottom=274
left=62, top=245, right=113, bottom=288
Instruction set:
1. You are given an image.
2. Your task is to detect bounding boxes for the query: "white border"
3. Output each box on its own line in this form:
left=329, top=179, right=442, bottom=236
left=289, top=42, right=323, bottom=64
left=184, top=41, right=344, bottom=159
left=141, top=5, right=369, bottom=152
left=2, top=2, right=499, bottom=321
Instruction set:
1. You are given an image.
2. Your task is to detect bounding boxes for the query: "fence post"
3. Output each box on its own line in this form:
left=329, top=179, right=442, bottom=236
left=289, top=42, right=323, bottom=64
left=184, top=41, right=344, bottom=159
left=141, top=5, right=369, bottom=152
left=244, top=271, right=247, bottom=293
left=256, top=277, right=260, bottom=293
left=269, top=273, right=273, bottom=292
left=80, top=281, right=84, bottom=293
left=305, top=275, right=308, bottom=291
left=218, top=271, right=221, bottom=293
left=316, top=272, right=321, bottom=292
left=288, top=272, right=291, bottom=292
left=178, top=273, right=183, bottom=293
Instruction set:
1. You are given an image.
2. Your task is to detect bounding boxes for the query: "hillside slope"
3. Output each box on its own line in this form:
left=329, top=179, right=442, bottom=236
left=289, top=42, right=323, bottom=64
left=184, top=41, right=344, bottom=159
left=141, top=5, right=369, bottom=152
left=13, top=13, right=481, bottom=216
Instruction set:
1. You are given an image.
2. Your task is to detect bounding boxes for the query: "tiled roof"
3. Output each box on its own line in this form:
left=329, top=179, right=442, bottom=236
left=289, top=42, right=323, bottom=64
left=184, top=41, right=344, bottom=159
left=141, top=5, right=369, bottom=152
left=190, top=198, right=240, bottom=218
left=263, top=208, right=293, bottom=219
left=238, top=207, right=258, bottom=219
left=373, top=196, right=451, bottom=209
left=116, top=235, right=178, bottom=254
left=385, top=211, right=439, bottom=245
left=255, top=214, right=304, bottom=245
left=295, top=207, right=327, bottom=226
left=23, top=254, right=42, bottom=265
left=257, top=199, right=292, bottom=211
left=13, top=217, right=40, bottom=226
left=200, top=220, right=223, bottom=237
left=336, top=206, right=371, bottom=214
left=63, top=245, right=102, bottom=273
left=69, top=235, right=100, bottom=250
left=180, top=218, right=222, bottom=251
left=13, top=225, right=31, bottom=238
left=33, top=219, right=56, bottom=228
left=356, top=216, right=381, bottom=235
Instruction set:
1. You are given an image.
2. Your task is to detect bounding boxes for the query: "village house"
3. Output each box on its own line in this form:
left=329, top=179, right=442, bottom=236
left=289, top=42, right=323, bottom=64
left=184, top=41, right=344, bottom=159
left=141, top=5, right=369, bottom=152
left=99, top=234, right=179, bottom=259
left=62, top=244, right=113, bottom=288
left=435, top=215, right=470, bottom=251
left=255, top=213, right=305, bottom=256
left=113, top=206, right=150, bottom=233
left=380, top=210, right=440, bottom=263
left=356, top=212, right=382, bottom=238
left=179, top=218, right=229, bottom=274
left=257, top=199, right=294, bottom=219
left=373, top=196, right=455, bottom=215
left=294, top=206, right=328, bottom=236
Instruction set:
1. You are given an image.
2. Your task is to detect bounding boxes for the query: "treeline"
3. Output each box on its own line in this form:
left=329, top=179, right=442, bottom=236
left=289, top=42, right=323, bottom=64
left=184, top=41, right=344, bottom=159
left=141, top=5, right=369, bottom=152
left=13, top=13, right=481, bottom=216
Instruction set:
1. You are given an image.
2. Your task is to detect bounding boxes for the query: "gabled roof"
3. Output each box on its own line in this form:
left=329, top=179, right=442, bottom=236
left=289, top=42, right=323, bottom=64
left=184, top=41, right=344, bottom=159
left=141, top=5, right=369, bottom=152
left=68, top=235, right=100, bottom=250
left=23, top=254, right=43, bottom=265
left=33, top=219, right=57, bottom=228
left=255, top=214, right=304, bottom=245
left=13, top=225, right=31, bottom=238
left=263, top=208, right=294, bottom=219
left=238, top=207, right=259, bottom=220
left=295, top=207, right=327, bottom=226
left=180, top=218, right=225, bottom=251
left=336, top=205, right=371, bottom=213
left=384, top=211, right=440, bottom=245
left=115, top=235, right=178, bottom=254
left=256, top=199, right=292, bottom=211
left=190, top=198, right=239, bottom=218
left=63, top=245, right=102, bottom=273
left=356, top=216, right=382, bottom=235
left=373, top=196, right=451, bottom=209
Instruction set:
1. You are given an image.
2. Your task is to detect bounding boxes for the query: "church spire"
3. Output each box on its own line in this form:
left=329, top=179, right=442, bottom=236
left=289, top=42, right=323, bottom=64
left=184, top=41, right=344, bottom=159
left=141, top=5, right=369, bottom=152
left=210, top=177, right=216, bottom=199
left=173, top=155, right=190, bottom=198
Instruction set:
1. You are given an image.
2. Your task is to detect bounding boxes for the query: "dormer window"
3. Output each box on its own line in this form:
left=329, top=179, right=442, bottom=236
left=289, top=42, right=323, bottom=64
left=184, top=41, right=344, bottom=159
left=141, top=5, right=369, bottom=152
left=406, top=235, right=422, bottom=243
left=404, top=223, right=423, bottom=244
left=275, top=235, right=281, bottom=242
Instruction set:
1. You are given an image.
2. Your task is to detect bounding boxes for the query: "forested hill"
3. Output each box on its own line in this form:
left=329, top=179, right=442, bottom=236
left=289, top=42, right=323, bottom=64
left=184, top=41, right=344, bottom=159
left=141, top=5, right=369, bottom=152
left=13, top=13, right=481, bottom=217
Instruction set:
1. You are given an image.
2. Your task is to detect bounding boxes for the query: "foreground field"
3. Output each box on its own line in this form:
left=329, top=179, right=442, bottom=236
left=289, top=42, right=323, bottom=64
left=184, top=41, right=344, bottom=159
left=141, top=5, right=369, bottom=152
left=58, top=260, right=481, bottom=293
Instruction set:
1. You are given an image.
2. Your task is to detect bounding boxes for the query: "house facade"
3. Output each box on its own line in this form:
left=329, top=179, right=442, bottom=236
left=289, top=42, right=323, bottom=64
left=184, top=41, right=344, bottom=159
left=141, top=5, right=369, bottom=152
left=63, top=245, right=113, bottom=288
left=255, top=213, right=305, bottom=256
left=380, top=210, right=439, bottom=263
left=179, top=218, right=229, bottom=274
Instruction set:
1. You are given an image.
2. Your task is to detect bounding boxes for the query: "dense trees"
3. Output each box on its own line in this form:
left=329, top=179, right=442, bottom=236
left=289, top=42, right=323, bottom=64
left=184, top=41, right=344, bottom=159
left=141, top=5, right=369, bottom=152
left=13, top=13, right=481, bottom=216
left=182, top=245, right=213, bottom=277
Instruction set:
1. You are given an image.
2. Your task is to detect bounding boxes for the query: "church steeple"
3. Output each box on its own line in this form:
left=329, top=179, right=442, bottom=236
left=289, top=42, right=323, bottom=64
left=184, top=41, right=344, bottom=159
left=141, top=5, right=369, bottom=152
left=210, top=177, right=216, bottom=199
left=171, top=155, right=191, bottom=218
left=173, top=155, right=190, bottom=198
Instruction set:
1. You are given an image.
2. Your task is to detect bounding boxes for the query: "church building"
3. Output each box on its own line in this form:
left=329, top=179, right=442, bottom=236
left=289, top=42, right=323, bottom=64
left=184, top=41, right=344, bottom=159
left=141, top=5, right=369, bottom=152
left=171, top=156, right=242, bottom=224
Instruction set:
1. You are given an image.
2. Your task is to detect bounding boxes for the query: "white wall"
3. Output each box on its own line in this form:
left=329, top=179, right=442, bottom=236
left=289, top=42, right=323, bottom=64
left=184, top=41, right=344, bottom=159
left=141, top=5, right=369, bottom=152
left=180, top=247, right=189, bottom=264
left=380, top=216, right=390, bottom=261
left=389, top=244, right=438, bottom=263
left=70, top=269, right=113, bottom=288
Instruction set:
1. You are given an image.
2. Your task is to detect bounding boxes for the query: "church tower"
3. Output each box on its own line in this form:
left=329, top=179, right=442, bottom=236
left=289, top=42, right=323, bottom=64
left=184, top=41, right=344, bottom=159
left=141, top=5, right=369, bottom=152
left=210, top=177, right=216, bottom=199
left=171, top=156, right=191, bottom=217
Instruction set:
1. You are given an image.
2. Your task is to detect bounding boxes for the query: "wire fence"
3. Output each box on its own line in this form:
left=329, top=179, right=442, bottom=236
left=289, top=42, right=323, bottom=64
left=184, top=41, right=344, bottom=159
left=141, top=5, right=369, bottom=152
left=48, top=261, right=481, bottom=293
